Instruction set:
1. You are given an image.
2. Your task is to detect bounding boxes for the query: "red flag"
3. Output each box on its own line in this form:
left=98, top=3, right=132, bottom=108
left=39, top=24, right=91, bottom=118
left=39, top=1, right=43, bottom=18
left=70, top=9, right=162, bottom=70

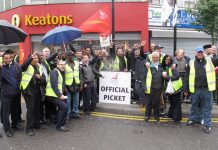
left=79, top=5, right=112, bottom=34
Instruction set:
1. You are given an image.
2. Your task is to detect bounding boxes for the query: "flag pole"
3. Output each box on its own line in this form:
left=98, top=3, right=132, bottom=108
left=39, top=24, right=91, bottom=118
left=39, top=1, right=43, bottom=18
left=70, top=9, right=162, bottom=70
left=112, top=0, right=115, bottom=48
left=173, top=0, right=177, bottom=56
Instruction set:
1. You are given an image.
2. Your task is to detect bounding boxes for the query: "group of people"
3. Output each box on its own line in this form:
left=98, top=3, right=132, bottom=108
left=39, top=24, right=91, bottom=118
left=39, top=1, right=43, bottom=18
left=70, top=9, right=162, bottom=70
left=0, top=41, right=217, bottom=138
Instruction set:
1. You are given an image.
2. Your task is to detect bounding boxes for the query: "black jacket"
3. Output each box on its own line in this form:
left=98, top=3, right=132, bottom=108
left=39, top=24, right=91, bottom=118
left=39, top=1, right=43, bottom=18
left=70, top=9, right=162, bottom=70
left=0, top=62, right=22, bottom=96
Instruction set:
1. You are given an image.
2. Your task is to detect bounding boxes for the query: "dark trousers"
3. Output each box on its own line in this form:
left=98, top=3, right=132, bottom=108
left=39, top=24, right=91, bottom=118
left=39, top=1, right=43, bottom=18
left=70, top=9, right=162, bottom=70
left=167, top=91, right=182, bottom=121
left=40, top=100, right=51, bottom=121
left=47, top=97, right=67, bottom=128
left=23, top=92, right=41, bottom=131
left=83, top=83, right=98, bottom=112
left=145, top=89, right=162, bottom=118
left=134, top=82, right=146, bottom=104
left=16, top=93, right=22, bottom=121
left=1, top=94, right=20, bottom=130
left=44, top=98, right=57, bottom=120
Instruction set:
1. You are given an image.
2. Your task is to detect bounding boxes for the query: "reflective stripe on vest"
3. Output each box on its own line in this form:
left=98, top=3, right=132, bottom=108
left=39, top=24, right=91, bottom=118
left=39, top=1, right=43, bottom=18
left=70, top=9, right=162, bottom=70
left=168, top=68, right=183, bottom=91
left=45, top=69, right=63, bottom=98
left=20, top=65, right=34, bottom=90
left=112, top=56, right=127, bottom=71
left=65, top=62, right=80, bottom=86
left=145, top=68, right=152, bottom=94
left=189, top=58, right=216, bottom=93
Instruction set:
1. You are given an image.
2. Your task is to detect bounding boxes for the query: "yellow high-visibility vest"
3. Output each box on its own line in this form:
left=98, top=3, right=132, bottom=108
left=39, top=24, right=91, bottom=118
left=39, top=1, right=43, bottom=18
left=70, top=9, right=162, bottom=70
left=168, top=68, right=183, bottom=91
left=65, top=61, right=80, bottom=86
left=45, top=69, right=63, bottom=98
left=20, top=65, right=34, bottom=90
left=112, top=56, right=127, bottom=71
left=145, top=68, right=152, bottom=94
left=189, top=58, right=216, bottom=93
left=44, top=60, right=51, bottom=72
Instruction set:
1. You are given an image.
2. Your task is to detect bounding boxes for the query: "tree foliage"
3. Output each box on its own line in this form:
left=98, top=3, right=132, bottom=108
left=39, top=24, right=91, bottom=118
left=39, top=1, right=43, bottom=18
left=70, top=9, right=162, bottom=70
left=187, top=0, right=218, bottom=44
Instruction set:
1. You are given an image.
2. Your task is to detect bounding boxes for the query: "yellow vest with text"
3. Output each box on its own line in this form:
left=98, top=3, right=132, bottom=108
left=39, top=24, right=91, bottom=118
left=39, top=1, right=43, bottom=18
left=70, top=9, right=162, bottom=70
left=112, top=56, right=127, bottom=71
left=20, top=65, right=34, bottom=90
left=45, top=69, right=63, bottom=98
left=65, top=61, right=80, bottom=86
left=168, top=68, right=183, bottom=91
left=189, top=58, right=216, bottom=93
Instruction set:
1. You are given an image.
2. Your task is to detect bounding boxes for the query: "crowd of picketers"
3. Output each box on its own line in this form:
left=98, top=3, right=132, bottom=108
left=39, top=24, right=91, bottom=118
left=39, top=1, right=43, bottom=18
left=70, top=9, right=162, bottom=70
left=0, top=41, right=217, bottom=138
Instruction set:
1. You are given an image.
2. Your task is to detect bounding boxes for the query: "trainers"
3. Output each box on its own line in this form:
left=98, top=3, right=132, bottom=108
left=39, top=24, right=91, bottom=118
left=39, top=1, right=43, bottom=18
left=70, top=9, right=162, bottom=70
left=144, top=116, right=150, bottom=122
left=204, top=126, right=212, bottom=134
left=5, top=129, right=13, bottom=137
left=56, top=126, right=69, bottom=132
left=26, top=130, right=35, bottom=136
left=11, top=124, right=24, bottom=131
left=186, top=120, right=195, bottom=126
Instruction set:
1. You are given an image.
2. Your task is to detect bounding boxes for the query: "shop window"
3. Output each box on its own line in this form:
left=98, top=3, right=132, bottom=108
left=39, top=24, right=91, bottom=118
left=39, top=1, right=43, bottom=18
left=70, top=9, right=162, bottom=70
left=5, top=0, right=12, bottom=10
left=95, top=0, right=111, bottom=2
left=76, top=0, right=94, bottom=2
left=30, top=0, right=47, bottom=4
left=0, top=0, right=4, bottom=12
left=48, top=0, right=75, bottom=4
left=12, top=0, right=26, bottom=8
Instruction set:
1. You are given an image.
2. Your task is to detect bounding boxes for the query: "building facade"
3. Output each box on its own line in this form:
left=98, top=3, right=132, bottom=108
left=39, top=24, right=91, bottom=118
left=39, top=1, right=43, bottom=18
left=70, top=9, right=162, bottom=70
left=0, top=1, right=148, bottom=59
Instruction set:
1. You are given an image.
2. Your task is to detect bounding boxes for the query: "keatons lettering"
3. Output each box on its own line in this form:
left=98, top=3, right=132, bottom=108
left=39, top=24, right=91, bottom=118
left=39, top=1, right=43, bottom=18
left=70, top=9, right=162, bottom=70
left=25, top=14, right=73, bottom=26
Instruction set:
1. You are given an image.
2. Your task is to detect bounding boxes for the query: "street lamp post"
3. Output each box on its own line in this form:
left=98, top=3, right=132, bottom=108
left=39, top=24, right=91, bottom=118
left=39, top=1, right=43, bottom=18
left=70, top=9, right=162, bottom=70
left=112, top=0, right=115, bottom=44
left=173, top=0, right=177, bottom=56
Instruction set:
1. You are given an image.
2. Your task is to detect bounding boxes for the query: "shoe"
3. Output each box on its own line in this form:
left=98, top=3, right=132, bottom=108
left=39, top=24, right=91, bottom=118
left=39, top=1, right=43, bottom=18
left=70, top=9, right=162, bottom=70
left=71, top=115, right=80, bottom=119
left=154, top=117, right=160, bottom=122
left=26, top=130, right=35, bottom=136
left=204, top=126, right=212, bottom=134
left=11, top=124, right=24, bottom=131
left=83, top=111, right=90, bottom=115
left=186, top=120, right=195, bottom=126
left=56, top=126, right=69, bottom=132
left=144, top=116, right=150, bottom=122
left=34, top=126, right=41, bottom=129
left=5, top=130, right=13, bottom=137
left=18, top=119, right=25, bottom=123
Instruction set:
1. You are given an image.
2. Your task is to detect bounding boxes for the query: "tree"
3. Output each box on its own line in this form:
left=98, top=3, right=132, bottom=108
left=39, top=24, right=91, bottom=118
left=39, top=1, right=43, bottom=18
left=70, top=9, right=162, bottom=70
left=187, top=0, right=218, bottom=44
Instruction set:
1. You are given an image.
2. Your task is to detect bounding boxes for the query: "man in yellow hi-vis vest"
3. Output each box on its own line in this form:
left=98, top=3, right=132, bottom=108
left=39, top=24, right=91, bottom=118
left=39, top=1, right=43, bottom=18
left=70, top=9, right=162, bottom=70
left=110, top=42, right=128, bottom=72
left=65, top=52, right=81, bottom=119
left=45, top=60, right=69, bottom=132
left=142, top=51, right=164, bottom=122
left=21, top=52, right=46, bottom=136
left=184, top=46, right=216, bottom=134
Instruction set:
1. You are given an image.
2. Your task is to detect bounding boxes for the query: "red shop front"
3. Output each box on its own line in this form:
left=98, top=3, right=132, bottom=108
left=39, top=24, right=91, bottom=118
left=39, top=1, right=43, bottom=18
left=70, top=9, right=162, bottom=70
left=0, top=2, right=148, bottom=59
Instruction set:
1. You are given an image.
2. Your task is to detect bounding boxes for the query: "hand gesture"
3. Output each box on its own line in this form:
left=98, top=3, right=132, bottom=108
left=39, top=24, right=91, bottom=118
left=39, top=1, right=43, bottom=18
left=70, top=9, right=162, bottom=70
left=140, top=40, right=146, bottom=47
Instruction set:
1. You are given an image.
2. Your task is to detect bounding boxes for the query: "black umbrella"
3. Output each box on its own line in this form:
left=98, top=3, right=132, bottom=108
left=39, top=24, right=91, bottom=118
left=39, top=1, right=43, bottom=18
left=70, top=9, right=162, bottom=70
left=0, top=20, right=28, bottom=45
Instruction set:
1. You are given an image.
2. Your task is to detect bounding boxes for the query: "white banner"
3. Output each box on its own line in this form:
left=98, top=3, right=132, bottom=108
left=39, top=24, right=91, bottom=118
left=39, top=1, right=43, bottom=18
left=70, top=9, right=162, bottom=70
left=161, top=0, right=173, bottom=22
left=99, top=71, right=131, bottom=105
left=99, top=34, right=110, bottom=47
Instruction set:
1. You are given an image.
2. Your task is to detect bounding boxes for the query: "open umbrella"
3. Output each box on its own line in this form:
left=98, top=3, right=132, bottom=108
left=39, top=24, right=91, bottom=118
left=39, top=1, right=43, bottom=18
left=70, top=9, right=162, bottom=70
left=0, top=20, right=28, bottom=45
left=42, top=26, right=82, bottom=47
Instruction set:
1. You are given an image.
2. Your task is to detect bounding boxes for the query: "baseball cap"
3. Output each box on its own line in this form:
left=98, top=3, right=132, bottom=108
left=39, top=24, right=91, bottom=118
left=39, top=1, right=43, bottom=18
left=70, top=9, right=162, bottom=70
left=203, top=44, right=212, bottom=49
left=195, top=46, right=204, bottom=53
left=154, top=44, right=164, bottom=50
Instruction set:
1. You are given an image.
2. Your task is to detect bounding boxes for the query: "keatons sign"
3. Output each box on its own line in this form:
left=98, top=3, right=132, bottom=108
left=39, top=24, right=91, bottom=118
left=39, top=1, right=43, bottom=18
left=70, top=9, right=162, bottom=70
left=11, top=14, right=73, bottom=26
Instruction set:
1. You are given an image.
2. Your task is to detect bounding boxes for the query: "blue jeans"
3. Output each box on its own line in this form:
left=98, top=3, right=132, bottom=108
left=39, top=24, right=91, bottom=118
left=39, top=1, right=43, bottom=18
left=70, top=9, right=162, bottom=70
left=189, top=88, right=213, bottom=127
left=67, top=92, right=80, bottom=115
